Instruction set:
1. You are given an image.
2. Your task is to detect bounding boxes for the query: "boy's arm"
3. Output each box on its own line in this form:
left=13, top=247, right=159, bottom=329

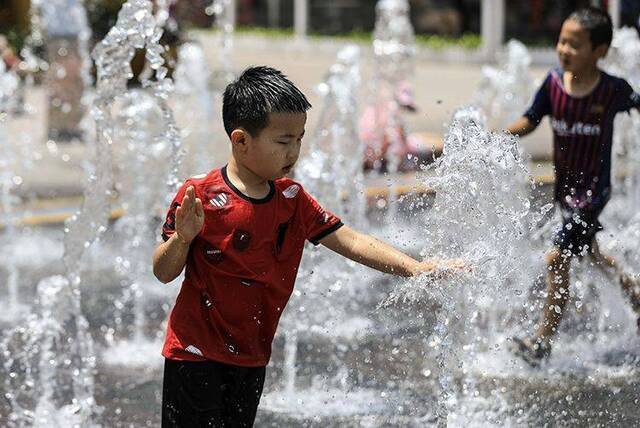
left=616, top=79, right=640, bottom=113
left=505, top=72, right=552, bottom=138
left=153, top=234, right=192, bottom=284
left=319, top=225, right=456, bottom=277
left=506, top=116, right=537, bottom=137
left=153, top=186, right=204, bottom=284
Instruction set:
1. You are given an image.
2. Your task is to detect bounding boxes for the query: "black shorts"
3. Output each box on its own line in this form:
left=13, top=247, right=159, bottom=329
left=553, top=208, right=603, bottom=256
left=162, top=358, right=266, bottom=428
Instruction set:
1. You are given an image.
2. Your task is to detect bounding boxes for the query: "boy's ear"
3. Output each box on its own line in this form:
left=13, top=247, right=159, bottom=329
left=230, top=129, right=249, bottom=151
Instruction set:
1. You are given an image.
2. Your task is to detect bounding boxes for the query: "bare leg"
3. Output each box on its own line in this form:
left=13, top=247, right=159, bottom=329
left=589, top=239, right=640, bottom=306
left=588, top=239, right=619, bottom=275
left=535, top=247, right=573, bottom=343
left=589, top=239, right=640, bottom=327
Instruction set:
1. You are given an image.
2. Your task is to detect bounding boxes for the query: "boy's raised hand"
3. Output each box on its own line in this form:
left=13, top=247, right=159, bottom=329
left=175, top=186, right=204, bottom=244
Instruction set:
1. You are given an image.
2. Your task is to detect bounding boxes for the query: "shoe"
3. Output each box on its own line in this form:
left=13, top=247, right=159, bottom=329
left=510, top=336, right=550, bottom=367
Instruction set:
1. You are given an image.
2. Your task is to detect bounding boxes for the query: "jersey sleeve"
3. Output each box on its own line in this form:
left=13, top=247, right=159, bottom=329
left=161, top=180, right=191, bottom=242
left=523, top=72, right=553, bottom=125
left=298, top=187, right=343, bottom=245
left=615, top=79, right=640, bottom=113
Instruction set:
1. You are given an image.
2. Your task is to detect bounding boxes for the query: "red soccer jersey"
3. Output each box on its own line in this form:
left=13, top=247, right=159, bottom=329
left=160, top=166, right=343, bottom=367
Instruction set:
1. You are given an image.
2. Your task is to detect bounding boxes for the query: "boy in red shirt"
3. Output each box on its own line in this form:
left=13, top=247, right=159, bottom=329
left=506, top=8, right=640, bottom=366
left=153, top=66, right=463, bottom=427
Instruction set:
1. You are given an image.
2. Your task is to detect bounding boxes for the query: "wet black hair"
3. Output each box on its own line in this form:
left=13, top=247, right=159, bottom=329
left=222, top=66, right=311, bottom=137
left=568, top=7, right=613, bottom=49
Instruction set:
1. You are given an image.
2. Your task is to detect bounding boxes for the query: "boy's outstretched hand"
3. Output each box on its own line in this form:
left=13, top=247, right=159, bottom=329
left=416, top=258, right=470, bottom=277
left=319, top=225, right=471, bottom=278
left=175, top=186, right=204, bottom=244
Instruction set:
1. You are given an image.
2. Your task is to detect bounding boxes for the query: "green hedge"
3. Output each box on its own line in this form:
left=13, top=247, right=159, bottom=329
left=228, top=26, right=481, bottom=50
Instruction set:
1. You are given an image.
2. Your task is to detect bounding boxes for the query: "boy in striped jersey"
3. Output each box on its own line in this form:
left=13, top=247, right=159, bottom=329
left=506, top=8, right=640, bottom=366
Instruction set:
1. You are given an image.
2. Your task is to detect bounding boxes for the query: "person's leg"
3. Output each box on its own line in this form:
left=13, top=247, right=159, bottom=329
left=588, top=238, right=619, bottom=273
left=222, top=365, right=266, bottom=427
left=161, top=359, right=227, bottom=428
left=537, top=208, right=607, bottom=342
left=589, top=239, right=640, bottom=327
left=536, top=246, right=573, bottom=343
left=511, top=246, right=573, bottom=366
left=162, top=359, right=181, bottom=427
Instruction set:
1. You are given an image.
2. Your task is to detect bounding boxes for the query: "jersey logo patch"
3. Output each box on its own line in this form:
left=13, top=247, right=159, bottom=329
left=185, top=345, right=203, bottom=356
left=282, top=184, right=300, bottom=199
left=203, top=243, right=224, bottom=263
left=315, top=209, right=330, bottom=225
left=232, top=229, right=252, bottom=251
left=209, top=193, right=228, bottom=208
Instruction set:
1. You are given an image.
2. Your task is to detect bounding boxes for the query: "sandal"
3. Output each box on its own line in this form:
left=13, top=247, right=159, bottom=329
left=510, top=336, right=550, bottom=367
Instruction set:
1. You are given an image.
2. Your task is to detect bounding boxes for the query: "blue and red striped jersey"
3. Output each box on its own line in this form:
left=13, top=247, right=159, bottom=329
left=524, top=68, right=640, bottom=211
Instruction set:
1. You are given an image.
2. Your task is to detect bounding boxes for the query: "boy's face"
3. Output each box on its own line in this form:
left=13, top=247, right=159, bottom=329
left=556, top=19, right=608, bottom=74
left=235, top=112, right=306, bottom=181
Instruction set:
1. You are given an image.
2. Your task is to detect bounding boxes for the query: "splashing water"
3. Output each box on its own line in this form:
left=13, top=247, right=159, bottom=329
left=102, top=87, right=177, bottom=367
left=25, top=0, right=45, bottom=58
left=373, top=0, right=415, bottom=85
left=0, top=65, right=28, bottom=325
left=474, top=39, right=536, bottom=127
left=93, top=0, right=183, bottom=366
left=601, top=27, right=640, bottom=91
left=154, top=0, right=171, bottom=28
left=0, top=59, right=21, bottom=314
left=0, top=45, right=60, bottom=323
left=39, top=0, right=88, bottom=37
left=297, top=45, right=366, bottom=228
left=367, top=0, right=416, bottom=219
left=2, top=276, right=97, bottom=427
left=0, top=61, right=19, bottom=114
left=174, top=41, right=218, bottom=176
left=2, top=0, right=181, bottom=424
left=384, top=106, right=534, bottom=425
left=207, top=0, right=235, bottom=86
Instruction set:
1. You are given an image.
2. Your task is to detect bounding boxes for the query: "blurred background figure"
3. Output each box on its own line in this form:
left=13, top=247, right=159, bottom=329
left=360, top=80, right=431, bottom=172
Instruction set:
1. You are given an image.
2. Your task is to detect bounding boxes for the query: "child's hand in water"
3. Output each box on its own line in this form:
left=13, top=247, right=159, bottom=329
left=175, top=186, right=204, bottom=244
left=417, top=258, right=469, bottom=276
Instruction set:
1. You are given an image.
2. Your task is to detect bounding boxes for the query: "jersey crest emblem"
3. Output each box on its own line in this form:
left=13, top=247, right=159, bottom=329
left=232, top=229, right=252, bottom=251
left=282, top=184, right=300, bottom=199
left=185, top=345, right=203, bottom=356
left=209, top=192, right=228, bottom=208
